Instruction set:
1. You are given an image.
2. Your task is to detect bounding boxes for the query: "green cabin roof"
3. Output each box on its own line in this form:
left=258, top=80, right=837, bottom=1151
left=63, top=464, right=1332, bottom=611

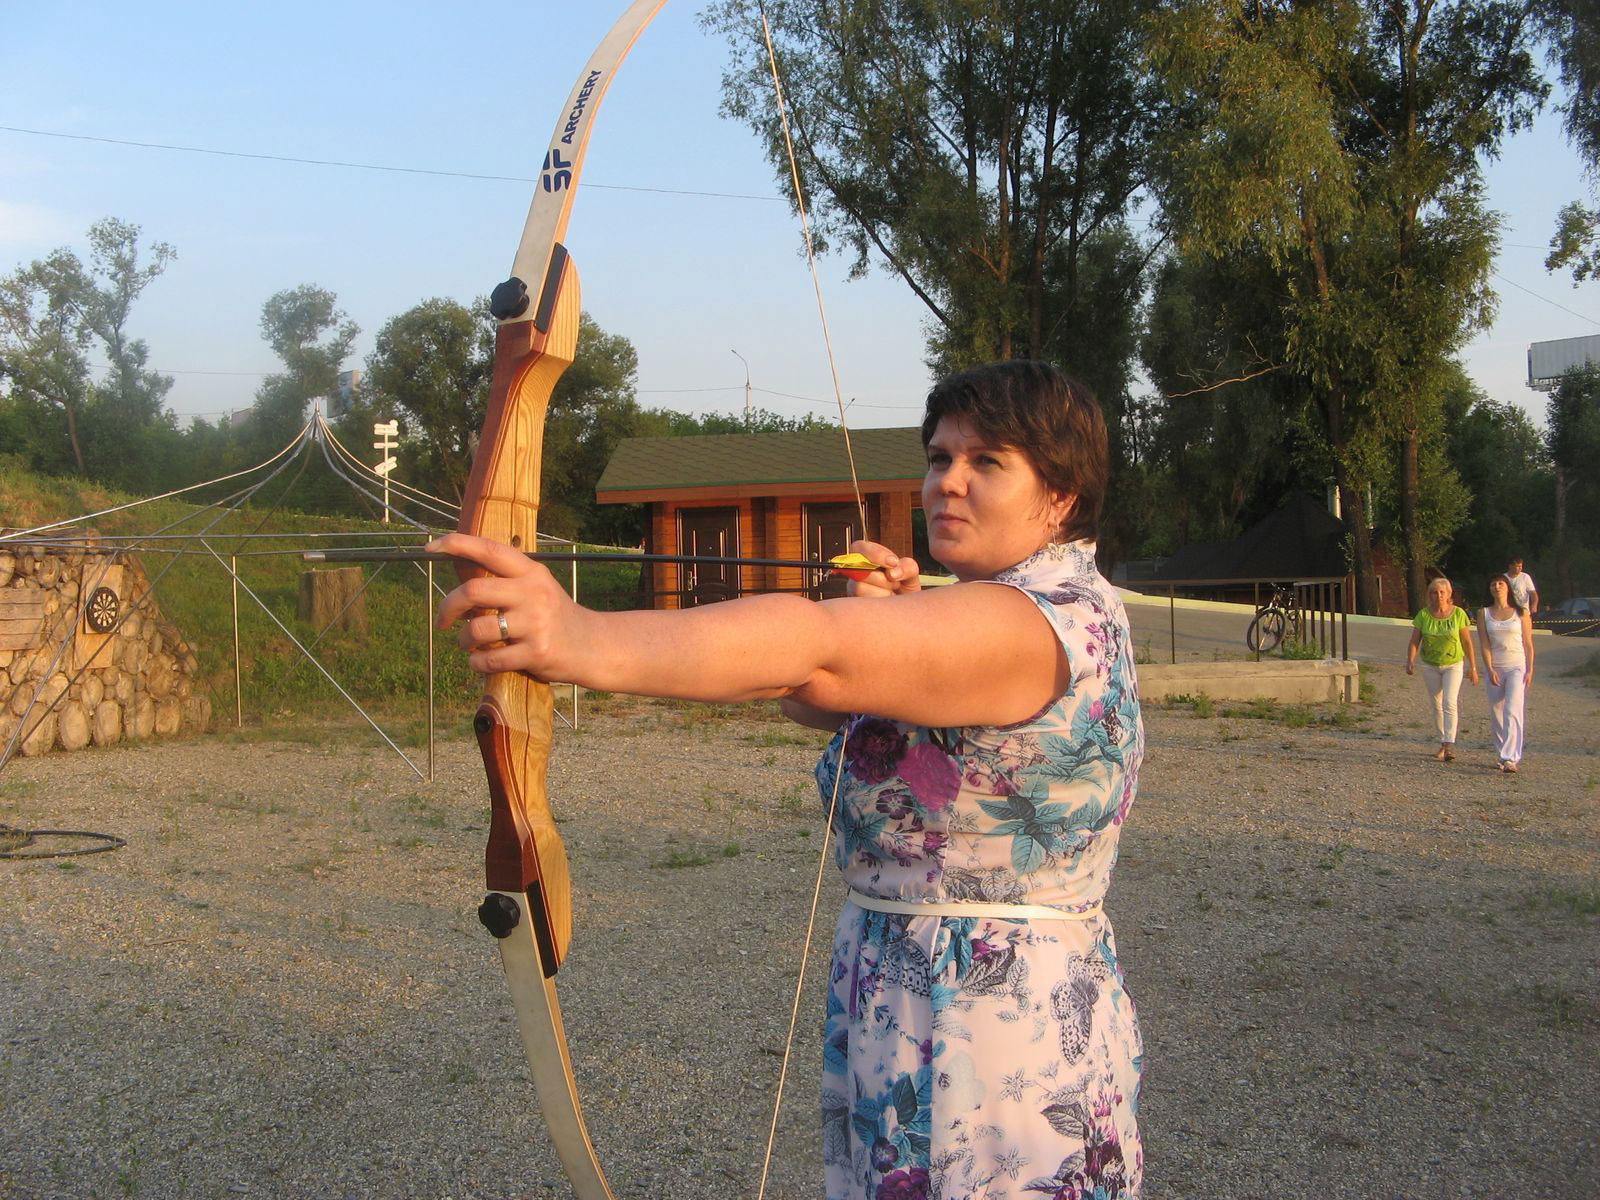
left=597, top=426, right=925, bottom=493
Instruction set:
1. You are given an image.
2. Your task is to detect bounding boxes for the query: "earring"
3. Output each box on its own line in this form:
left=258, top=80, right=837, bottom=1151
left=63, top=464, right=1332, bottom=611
left=1052, top=496, right=1076, bottom=544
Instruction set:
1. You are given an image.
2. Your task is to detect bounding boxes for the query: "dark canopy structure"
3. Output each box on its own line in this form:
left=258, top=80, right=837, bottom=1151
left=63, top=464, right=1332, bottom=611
left=1150, top=493, right=1348, bottom=582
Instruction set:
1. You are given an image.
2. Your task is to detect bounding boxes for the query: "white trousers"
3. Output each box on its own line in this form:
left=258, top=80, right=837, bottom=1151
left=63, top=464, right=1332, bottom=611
left=1420, top=661, right=1463, bottom=744
left=1486, top=664, right=1527, bottom=764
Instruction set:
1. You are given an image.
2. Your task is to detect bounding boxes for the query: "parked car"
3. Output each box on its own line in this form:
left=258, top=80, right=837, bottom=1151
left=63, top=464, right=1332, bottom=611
left=1531, top=596, right=1600, bottom=637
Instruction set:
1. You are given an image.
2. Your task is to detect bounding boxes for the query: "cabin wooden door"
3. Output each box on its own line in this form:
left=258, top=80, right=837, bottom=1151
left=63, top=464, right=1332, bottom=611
left=804, top=502, right=863, bottom=599
left=678, top=507, right=740, bottom=606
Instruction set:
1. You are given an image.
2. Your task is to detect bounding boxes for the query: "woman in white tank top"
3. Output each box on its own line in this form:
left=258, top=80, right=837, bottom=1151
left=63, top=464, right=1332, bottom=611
left=1479, top=575, right=1535, bottom=772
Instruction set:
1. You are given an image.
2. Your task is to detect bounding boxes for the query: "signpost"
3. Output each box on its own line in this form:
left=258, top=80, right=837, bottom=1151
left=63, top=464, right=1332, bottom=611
left=372, top=420, right=399, bottom=521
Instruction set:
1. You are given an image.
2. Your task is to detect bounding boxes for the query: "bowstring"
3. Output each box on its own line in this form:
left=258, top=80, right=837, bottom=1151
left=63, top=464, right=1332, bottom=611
left=757, top=4, right=867, bottom=536
left=753, top=6, right=866, bottom=1195
left=755, top=731, right=851, bottom=1199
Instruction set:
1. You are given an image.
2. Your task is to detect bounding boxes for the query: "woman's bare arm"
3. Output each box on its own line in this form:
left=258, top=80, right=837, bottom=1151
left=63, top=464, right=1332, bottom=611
left=777, top=539, right=916, bottom=732
left=431, top=533, right=1069, bottom=729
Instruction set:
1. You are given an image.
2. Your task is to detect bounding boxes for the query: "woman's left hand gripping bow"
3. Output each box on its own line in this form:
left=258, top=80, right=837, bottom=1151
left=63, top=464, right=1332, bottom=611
left=430, top=532, right=588, bottom=681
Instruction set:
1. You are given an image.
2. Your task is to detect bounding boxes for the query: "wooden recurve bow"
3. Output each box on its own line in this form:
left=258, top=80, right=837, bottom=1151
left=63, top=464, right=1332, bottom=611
left=458, top=5, right=667, bottom=1198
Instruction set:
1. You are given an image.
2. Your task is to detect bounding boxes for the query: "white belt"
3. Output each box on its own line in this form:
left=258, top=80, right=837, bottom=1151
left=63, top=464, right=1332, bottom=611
left=848, top=889, right=1102, bottom=921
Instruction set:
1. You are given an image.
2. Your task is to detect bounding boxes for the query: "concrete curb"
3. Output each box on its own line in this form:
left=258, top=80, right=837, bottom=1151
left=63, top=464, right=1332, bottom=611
left=1117, top=587, right=1556, bottom=636
left=1139, top=658, right=1360, bottom=704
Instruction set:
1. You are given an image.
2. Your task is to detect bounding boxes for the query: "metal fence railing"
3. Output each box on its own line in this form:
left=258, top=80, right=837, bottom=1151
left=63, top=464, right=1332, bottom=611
left=1134, top=575, right=1350, bottom=664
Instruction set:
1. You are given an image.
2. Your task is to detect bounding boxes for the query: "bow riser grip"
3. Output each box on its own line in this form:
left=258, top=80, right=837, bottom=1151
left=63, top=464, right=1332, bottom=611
left=457, top=251, right=582, bottom=976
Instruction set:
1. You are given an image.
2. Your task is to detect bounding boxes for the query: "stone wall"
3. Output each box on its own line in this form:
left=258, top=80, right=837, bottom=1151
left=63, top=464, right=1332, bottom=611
left=0, top=541, right=212, bottom=757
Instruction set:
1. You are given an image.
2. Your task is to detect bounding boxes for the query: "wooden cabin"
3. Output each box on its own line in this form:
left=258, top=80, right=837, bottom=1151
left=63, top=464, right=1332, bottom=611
left=595, top=426, right=926, bottom=607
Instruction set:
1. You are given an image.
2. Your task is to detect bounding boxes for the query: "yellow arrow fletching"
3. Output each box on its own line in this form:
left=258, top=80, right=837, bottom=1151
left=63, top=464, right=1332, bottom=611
left=826, top=552, right=956, bottom=588
left=827, top=552, right=876, bottom=571
left=827, top=552, right=877, bottom=581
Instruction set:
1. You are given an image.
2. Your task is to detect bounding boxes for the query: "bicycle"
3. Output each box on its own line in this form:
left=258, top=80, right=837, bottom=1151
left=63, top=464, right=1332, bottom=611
left=1246, top=585, right=1304, bottom=653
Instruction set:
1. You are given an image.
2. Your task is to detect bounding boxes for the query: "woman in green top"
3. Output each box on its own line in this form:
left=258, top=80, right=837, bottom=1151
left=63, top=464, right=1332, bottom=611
left=1405, top=576, right=1479, bottom=761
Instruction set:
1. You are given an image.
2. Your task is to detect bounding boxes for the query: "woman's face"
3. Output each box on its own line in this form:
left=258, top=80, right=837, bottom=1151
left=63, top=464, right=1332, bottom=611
left=1429, top=578, right=1453, bottom=609
left=922, top=415, right=1074, bottom=580
left=1489, top=577, right=1510, bottom=605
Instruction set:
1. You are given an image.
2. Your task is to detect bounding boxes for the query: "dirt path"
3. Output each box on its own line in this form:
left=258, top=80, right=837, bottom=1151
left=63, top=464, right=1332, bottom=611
left=1, top=663, right=1596, bottom=1199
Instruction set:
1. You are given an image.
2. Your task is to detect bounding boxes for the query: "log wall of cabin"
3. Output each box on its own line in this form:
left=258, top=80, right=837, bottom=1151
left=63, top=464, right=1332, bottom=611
left=634, top=485, right=921, bottom=609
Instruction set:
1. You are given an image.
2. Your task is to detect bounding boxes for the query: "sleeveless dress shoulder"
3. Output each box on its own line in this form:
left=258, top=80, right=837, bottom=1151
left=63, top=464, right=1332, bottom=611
left=816, top=540, right=1145, bottom=1200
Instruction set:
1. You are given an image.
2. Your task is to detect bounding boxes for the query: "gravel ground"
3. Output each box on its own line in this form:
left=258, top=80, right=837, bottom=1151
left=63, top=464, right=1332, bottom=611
left=1, top=662, right=1597, bottom=1200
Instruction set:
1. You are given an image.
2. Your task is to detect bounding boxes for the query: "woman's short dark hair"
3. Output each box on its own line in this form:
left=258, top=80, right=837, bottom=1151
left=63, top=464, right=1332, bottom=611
left=920, top=360, right=1109, bottom=543
left=1489, top=574, right=1526, bottom=615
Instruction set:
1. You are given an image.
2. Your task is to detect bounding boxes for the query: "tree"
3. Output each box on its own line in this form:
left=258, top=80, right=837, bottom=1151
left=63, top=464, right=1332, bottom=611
left=540, top=314, right=644, bottom=543
left=707, top=0, right=1162, bottom=565
left=75, top=221, right=187, bottom=494
left=248, top=285, right=358, bottom=462
left=0, top=248, right=89, bottom=475
left=1375, top=377, right=1473, bottom=592
left=708, top=0, right=1157, bottom=364
left=363, top=298, right=496, bottom=503
left=0, top=218, right=176, bottom=480
left=634, top=407, right=836, bottom=437
left=1539, top=0, right=1600, bottom=280
left=1547, top=203, right=1600, bottom=281
left=364, top=305, right=649, bottom=541
left=204, top=285, right=360, bottom=516
left=1147, top=0, right=1546, bottom=612
left=76, top=334, right=186, bottom=496
left=1545, top=364, right=1600, bottom=597
left=1440, top=376, right=1550, bottom=588
left=1141, top=249, right=1313, bottom=552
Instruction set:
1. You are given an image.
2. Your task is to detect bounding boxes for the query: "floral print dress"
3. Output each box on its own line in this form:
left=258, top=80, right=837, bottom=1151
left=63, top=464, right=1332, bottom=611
left=816, top=541, right=1144, bottom=1200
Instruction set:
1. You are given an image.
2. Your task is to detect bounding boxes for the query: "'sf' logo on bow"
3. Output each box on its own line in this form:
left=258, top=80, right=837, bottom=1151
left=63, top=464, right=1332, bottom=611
left=542, top=149, right=573, bottom=193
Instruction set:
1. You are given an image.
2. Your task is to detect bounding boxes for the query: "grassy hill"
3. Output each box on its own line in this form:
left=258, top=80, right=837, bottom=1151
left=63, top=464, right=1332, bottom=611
left=0, top=461, right=643, bottom=740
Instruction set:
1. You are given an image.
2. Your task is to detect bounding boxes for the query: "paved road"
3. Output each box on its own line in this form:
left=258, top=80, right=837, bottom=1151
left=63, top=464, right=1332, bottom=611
left=1119, top=589, right=1599, bottom=676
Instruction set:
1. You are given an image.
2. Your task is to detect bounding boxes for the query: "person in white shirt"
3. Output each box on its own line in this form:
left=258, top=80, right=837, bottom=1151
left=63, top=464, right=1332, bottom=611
left=1505, top=557, right=1539, bottom=615
left=1479, top=575, right=1535, bottom=772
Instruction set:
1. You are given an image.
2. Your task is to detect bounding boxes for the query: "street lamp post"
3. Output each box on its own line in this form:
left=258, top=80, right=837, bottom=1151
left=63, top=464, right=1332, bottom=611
left=731, top=348, right=752, bottom=426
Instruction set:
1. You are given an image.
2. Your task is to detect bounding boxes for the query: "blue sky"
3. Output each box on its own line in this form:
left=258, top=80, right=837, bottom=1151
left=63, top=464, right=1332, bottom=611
left=3, top=2, right=1596, bottom=435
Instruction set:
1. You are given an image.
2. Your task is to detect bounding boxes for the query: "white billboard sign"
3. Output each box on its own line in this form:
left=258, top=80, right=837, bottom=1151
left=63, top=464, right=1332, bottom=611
left=1528, top=334, right=1600, bottom=390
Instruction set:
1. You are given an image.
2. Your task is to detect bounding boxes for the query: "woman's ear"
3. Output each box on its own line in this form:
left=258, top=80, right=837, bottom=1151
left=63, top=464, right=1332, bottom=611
left=1051, top=490, right=1078, bottom=533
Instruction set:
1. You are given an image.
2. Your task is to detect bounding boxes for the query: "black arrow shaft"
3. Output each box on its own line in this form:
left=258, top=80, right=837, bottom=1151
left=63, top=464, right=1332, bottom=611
left=302, top=549, right=845, bottom=570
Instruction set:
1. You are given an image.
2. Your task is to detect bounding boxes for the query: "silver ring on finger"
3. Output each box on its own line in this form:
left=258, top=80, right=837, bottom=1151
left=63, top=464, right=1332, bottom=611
left=496, top=612, right=511, bottom=642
